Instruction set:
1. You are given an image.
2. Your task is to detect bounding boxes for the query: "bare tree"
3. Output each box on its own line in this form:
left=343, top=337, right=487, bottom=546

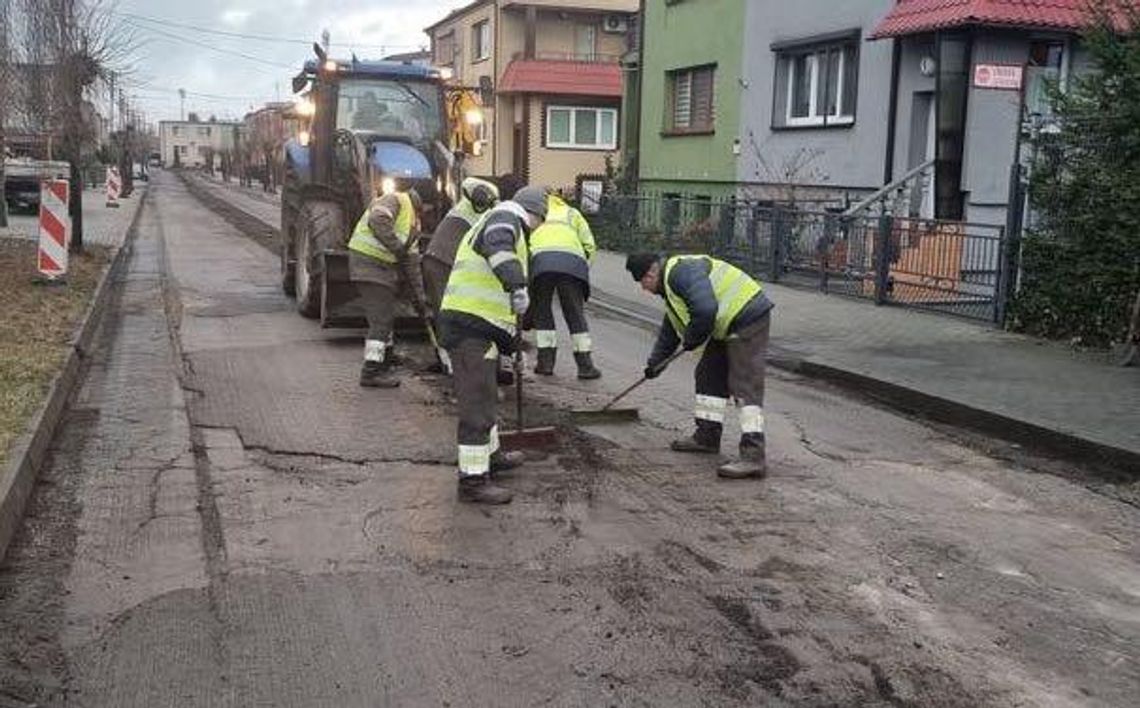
left=30, top=0, right=136, bottom=251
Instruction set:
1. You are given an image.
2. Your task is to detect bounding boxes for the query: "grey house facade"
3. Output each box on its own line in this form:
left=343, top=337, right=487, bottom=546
left=722, top=0, right=1094, bottom=228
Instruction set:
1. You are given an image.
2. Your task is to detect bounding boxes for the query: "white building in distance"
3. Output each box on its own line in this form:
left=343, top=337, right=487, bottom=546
left=158, top=118, right=241, bottom=167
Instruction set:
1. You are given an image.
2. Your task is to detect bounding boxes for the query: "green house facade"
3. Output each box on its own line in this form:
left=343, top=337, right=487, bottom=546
left=636, top=0, right=746, bottom=199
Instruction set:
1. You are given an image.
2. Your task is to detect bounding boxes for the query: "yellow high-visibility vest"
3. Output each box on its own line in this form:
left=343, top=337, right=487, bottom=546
left=348, top=191, right=415, bottom=264
left=664, top=255, right=762, bottom=340
left=440, top=204, right=530, bottom=335
left=529, top=195, right=596, bottom=262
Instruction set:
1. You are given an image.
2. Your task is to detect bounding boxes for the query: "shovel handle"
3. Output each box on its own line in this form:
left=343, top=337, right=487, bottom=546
left=514, top=317, right=524, bottom=432
left=601, top=349, right=685, bottom=411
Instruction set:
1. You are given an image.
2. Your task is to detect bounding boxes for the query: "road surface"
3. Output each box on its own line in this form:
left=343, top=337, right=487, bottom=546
left=1, top=171, right=1137, bottom=707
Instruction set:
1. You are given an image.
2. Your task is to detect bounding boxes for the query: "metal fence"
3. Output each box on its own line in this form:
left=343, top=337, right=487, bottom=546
left=591, top=193, right=1015, bottom=323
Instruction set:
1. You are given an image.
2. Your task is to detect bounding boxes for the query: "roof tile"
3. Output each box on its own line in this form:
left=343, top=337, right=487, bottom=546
left=870, top=0, right=1127, bottom=38
left=499, top=59, right=622, bottom=97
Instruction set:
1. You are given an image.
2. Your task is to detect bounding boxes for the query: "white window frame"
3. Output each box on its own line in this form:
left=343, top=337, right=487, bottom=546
left=783, top=44, right=856, bottom=127
left=473, top=20, right=491, bottom=62
left=546, top=105, right=618, bottom=150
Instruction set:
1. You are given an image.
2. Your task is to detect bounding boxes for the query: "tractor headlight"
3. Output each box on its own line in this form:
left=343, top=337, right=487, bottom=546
left=298, top=130, right=311, bottom=147
left=464, top=108, right=484, bottom=126
left=380, top=177, right=396, bottom=195
left=438, top=67, right=454, bottom=81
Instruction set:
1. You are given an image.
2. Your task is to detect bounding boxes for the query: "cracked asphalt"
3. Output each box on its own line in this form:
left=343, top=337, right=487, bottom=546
left=1, top=171, right=1138, bottom=707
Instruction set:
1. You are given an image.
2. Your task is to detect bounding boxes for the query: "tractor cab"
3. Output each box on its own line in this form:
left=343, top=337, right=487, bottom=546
left=281, top=45, right=480, bottom=327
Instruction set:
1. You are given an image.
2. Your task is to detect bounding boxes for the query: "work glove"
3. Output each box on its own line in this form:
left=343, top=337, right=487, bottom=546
left=510, top=288, right=530, bottom=315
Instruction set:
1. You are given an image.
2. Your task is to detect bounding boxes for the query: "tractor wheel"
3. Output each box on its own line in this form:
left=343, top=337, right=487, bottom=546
left=295, top=200, right=343, bottom=319
left=280, top=200, right=297, bottom=296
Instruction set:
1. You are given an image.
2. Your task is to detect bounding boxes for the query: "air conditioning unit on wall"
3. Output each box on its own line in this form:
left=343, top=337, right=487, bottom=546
left=602, top=15, right=628, bottom=33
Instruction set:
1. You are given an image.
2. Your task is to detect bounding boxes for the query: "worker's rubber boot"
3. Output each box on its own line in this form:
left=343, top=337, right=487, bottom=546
left=457, top=475, right=513, bottom=505
left=670, top=420, right=722, bottom=454
left=574, top=352, right=601, bottom=380
left=490, top=450, right=525, bottom=475
left=718, top=434, right=767, bottom=479
left=359, top=360, right=399, bottom=388
left=535, top=348, right=556, bottom=376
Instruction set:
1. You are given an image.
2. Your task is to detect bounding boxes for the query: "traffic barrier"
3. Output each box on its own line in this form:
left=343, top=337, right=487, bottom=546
left=38, top=179, right=70, bottom=280
left=105, top=166, right=121, bottom=208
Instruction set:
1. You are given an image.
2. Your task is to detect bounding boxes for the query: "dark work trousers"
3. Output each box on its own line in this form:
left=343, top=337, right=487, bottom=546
left=421, top=254, right=451, bottom=318
left=530, top=273, right=589, bottom=347
left=694, top=314, right=770, bottom=453
left=448, top=336, right=500, bottom=477
left=355, top=282, right=398, bottom=342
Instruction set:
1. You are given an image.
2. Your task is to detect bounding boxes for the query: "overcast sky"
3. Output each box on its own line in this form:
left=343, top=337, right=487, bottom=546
left=113, top=0, right=462, bottom=125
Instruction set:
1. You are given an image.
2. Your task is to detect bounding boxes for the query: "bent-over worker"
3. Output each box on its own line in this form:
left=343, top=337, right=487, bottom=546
left=528, top=193, right=600, bottom=380
left=626, top=253, right=774, bottom=478
left=347, top=187, right=425, bottom=388
left=422, top=176, right=500, bottom=315
left=438, top=186, right=549, bottom=504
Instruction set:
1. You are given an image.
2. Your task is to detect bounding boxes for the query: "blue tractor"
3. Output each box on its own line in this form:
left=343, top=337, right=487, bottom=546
left=281, top=46, right=468, bottom=326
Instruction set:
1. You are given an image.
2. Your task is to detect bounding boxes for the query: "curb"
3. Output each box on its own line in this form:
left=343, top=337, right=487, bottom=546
left=0, top=190, right=148, bottom=562
left=587, top=292, right=1140, bottom=478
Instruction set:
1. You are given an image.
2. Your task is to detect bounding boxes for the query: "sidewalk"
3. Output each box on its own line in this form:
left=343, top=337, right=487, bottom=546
left=589, top=250, right=1140, bottom=469
left=1, top=185, right=146, bottom=248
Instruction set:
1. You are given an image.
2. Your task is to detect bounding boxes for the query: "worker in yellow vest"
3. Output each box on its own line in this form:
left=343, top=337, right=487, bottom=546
left=347, top=187, right=424, bottom=388
left=528, top=193, right=600, bottom=380
left=626, top=253, right=775, bottom=478
left=422, top=177, right=500, bottom=316
left=438, top=185, right=549, bottom=505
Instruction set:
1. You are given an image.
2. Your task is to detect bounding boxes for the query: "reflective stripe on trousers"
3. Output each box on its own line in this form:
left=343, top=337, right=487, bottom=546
left=695, top=394, right=728, bottom=423
left=571, top=333, right=592, bottom=353
left=739, top=405, right=765, bottom=434
left=458, top=444, right=490, bottom=477
left=535, top=330, right=558, bottom=348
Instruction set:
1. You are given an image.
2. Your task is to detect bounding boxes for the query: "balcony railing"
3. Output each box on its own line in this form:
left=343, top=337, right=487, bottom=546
left=511, top=51, right=621, bottom=63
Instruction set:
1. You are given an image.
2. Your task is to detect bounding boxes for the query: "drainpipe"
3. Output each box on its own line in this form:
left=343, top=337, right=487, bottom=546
left=883, top=37, right=901, bottom=185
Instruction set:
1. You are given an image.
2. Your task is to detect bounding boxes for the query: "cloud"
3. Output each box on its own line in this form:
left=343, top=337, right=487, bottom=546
left=116, top=0, right=462, bottom=123
left=220, top=9, right=252, bottom=27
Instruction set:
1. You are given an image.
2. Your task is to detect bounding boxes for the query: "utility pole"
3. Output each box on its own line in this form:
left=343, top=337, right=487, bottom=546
left=321, top=28, right=330, bottom=53
left=179, top=88, right=186, bottom=121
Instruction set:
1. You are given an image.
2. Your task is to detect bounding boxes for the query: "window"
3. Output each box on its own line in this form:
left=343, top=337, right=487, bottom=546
left=172, top=126, right=181, bottom=136
left=1025, top=40, right=1066, bottom=119
left=472, top=20, right=490, bottom=61
left=575, top=24, right=597, bottom=61
left=435, top=31, right=457, bottom=65
left=775, top=38, right=858, bottom=127
left=546, top=106, right=618, bottom=149
left=667, top=65, right=715, bottom=134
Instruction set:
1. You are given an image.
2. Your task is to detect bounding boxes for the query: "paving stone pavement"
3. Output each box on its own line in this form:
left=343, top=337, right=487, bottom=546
left=1, top=185, right=146, bottom=248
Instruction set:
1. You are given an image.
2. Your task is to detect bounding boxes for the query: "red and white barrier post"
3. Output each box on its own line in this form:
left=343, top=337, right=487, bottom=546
left=105, top=166, right=121, bottom=208
left=38, top=179, right=71, bottom=280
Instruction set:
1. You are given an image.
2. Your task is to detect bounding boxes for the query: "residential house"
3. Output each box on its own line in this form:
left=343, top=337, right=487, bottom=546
left=159, top=118, right=241, bottom=168
left=635, top=0, right=1103, bottom=227
left=425, top=0, right=638, bottom=191
left=383, top=49, right=433, bottom=66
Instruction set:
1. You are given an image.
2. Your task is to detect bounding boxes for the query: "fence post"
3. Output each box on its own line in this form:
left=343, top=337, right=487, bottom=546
left=874, top=212, right=893, bottom=305
left=819, top=213, right=836, bottom=293
left=996, top=163, right=1026, bottom=326
left=768, top=207, right=785, bottom=283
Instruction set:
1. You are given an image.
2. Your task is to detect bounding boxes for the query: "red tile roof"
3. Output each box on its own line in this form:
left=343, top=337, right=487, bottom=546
left=499, top=59, right=622, bottom=97
left=871, top=0, right=1121, bottom=38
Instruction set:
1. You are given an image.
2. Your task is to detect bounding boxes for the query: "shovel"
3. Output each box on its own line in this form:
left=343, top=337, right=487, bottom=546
left=498, top=316, right=559, bottom=451
left=571, top=350, right=685, bottom=424
left=398, top=254, right=450, bottom=373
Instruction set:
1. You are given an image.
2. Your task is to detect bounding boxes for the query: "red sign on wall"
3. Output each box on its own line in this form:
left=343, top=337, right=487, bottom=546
left=973, top=63, right=1024, bottom=90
